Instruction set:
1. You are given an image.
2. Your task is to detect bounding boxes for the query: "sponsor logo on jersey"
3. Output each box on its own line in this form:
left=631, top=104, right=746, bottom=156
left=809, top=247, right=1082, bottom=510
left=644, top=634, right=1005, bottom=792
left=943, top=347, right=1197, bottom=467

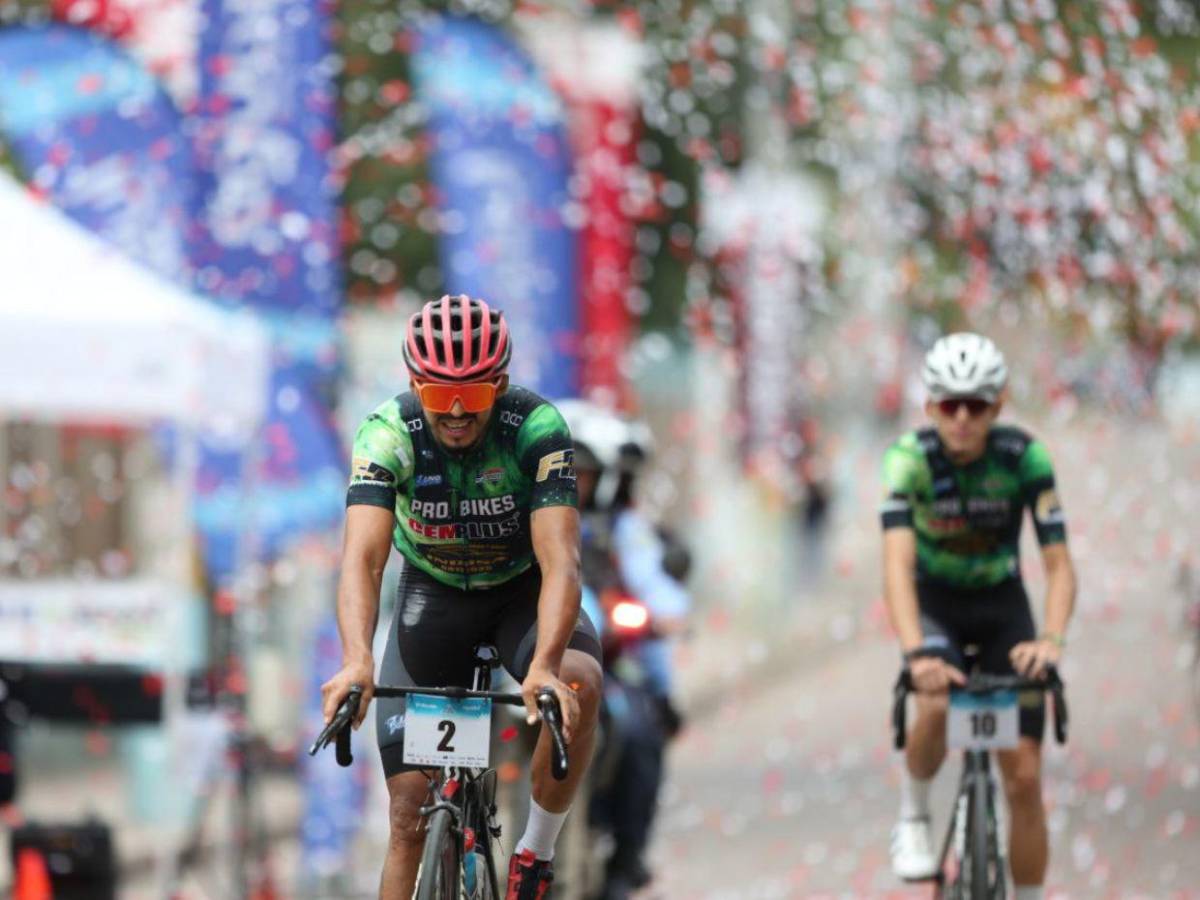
left=412, top=495, right=517, bottom=520
left=414, top=474, right=443, bottom=487
left=1034, top=488, right=1063, bottom=525
left=931, top=498, right=963, bottom=517
left=499, top=411, right=525, bottom=427
left=966, top=497, right=1010, bottom=515
left=476, top=467, right=505, bottom=485
left=535, top=448, right=575, bottom=483
left=411, top=499, right=452, bottom=519
left=406, top=417, right=425, bottom=432
left=352, top=457, right=395, bottom=485
left=386, top=713, right=405, bottom=735
left=929, top=517, right=969, bottom=532
left=408, top=512, right=521, bottom=541
left=459, top=495, right=517, bottom=517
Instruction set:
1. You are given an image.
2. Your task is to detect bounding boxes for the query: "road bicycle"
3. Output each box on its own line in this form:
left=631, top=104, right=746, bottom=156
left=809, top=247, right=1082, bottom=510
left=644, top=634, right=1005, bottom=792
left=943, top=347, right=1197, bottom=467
left=891, top=656, right=1068, bottom=900
left=311, top=644, right=568, bottom=899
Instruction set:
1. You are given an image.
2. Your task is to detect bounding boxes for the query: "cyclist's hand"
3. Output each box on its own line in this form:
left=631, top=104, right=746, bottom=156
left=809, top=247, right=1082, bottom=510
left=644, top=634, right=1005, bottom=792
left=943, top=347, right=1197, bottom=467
left=909, top=655, right=966, bottom=693
left=1010, top=639, right=1060, bottom=679
left=521, top=661, right=580, bottom=744
left=320, top=657, right=375, bottom=729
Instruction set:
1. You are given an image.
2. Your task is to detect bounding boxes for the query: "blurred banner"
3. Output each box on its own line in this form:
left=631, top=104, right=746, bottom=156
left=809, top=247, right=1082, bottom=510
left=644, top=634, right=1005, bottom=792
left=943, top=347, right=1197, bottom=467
left=412, top=15, right=580, bottom=398
left=190, top=0, right=345, bottom=581
left=703, top=167, right=820, bottom=481
left=0, top=24, right=192, bottom=281
left=572, top=96, right=637, bottom=408
left=190, top=0, right=340, bottom=318
left=522, top=20, right=645, bottom=408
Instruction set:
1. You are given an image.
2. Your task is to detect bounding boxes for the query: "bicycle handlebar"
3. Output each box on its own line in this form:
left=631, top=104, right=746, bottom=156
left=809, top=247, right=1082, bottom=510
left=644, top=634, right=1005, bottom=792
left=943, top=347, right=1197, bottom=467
left=891, top=665, right=1068, bottom=750
left=309, top=683, right=570, bottom=781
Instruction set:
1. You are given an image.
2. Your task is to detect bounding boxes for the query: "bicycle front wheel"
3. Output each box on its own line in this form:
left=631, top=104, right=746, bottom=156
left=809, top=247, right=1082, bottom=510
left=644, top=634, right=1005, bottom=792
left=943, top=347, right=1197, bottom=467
left=415, top=807, right=462, bottom=900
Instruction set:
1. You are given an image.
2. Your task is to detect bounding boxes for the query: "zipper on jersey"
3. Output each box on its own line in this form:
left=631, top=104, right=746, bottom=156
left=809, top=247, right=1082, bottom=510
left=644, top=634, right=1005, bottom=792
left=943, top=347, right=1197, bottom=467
left=447, top=457, right=468, bottom=590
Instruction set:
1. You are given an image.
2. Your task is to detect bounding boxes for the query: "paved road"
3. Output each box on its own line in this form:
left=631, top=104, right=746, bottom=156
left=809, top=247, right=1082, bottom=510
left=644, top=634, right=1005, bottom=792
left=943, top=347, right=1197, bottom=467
left=647, top=415, right=1200, bottom=899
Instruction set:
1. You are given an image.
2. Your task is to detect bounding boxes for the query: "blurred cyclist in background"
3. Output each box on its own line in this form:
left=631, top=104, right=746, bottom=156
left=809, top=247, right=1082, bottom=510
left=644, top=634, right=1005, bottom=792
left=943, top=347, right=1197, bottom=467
left=559, top=400, right=691, bottom=898
left=322, top=295, right=603, bottom=900
left=881, top=333, right=1077, bottom=900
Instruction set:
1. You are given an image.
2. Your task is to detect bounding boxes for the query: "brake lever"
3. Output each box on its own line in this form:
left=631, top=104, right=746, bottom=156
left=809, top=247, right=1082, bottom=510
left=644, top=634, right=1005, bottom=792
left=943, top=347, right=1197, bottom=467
left=892, top=670, right=912, bottom=750
left=537, top=688, right=569, bottom=782
left=309, top=687, right=363, bottom=765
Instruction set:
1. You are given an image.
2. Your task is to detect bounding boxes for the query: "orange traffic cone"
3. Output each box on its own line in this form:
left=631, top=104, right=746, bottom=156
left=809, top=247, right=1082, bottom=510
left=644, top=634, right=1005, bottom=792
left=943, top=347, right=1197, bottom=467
left=13, top=846, right=53, bottom=900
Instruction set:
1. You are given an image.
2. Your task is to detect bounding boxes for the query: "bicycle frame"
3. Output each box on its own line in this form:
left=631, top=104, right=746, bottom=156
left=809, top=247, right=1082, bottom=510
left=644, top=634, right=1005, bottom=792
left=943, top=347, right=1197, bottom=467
left=412, top=650, right=507, bottom=898
left=932, top=748, right=1004, bottom=899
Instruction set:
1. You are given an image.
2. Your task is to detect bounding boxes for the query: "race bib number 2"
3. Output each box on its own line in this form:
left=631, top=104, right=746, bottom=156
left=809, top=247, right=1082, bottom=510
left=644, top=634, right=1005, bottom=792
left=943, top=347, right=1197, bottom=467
left=403, top=694, right=492, bottom=767
left=947, top=690, right=1019, bottom=751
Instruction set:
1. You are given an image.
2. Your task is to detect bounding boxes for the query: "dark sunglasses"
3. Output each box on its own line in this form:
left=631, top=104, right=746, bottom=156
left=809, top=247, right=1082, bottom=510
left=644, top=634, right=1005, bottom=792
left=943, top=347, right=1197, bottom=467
left=937, top=397, right=993, bottom=417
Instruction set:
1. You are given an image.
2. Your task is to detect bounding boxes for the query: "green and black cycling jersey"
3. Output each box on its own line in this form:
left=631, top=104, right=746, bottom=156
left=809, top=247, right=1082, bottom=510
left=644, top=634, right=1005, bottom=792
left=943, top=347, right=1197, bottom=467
left=347, top=385, right=577, bottom=590
left=880, top=425, right=1066, bottom=589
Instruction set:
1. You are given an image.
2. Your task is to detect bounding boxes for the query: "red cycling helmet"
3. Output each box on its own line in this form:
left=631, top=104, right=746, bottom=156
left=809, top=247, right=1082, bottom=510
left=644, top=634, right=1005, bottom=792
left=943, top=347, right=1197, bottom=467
left=403, top=294, right=512, bottom=383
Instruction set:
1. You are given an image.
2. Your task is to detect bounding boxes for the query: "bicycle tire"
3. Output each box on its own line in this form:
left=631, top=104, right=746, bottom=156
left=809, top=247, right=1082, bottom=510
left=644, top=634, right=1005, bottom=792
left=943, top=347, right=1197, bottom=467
left=415, top=807, right=462, bottom=900
left=969, top=767, right=990, bottom=900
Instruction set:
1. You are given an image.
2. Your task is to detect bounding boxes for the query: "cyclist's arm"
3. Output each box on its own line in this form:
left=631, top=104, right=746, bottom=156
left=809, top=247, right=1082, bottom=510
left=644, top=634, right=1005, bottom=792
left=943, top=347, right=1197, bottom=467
left=324, top=403, right=411, bottom=724
left=337, top=505, right=394, bottom=666
left=883, top=527, right=923, bottom=654
left=517, top=402, right=583, bottom=676
left=1020, top=439, right=1074, bottom=642
left=528, top=504, right=583, bottom=675
left=1039, top=541, right=1076, bottom=642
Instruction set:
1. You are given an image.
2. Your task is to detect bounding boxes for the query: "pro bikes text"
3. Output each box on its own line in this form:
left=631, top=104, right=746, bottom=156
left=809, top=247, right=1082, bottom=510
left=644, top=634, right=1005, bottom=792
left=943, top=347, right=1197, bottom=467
left=408, top=494, right=521, bottom=541
left=925, top=496, right=1012, bottom=532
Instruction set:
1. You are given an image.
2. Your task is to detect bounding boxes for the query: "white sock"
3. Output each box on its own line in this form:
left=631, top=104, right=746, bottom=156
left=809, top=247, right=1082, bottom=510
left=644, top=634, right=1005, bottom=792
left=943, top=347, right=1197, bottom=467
left=1013, top=887, right=1043, bottom=900
left=515, top=798, right=568, bottom=862
left=899, top=769, right=933, bottom=820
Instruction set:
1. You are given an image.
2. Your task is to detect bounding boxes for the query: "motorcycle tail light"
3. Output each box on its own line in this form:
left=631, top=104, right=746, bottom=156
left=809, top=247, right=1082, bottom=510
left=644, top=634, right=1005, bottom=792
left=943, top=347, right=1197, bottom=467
left=611, top=599, right=650, bottom=632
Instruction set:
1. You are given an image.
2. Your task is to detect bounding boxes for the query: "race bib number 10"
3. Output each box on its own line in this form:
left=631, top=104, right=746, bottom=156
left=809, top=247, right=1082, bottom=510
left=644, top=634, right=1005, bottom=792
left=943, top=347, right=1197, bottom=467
left=403, top=694, right=493, bottom=768
left=947, top=690, right=1019, bottom=751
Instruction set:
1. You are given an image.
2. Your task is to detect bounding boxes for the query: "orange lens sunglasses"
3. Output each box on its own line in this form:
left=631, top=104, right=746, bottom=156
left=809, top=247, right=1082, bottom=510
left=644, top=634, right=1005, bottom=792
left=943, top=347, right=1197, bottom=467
left=414, top=379, right=501, bottom=414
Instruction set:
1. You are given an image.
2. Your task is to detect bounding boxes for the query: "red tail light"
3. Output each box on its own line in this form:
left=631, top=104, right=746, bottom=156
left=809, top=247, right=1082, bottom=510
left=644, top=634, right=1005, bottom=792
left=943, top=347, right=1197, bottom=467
left=610, top=599, right=650, bottom=633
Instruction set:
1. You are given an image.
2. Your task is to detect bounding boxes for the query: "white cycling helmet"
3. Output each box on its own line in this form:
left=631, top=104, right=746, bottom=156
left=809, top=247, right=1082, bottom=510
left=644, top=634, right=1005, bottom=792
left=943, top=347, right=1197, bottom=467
left=556, top=398, right=653, bottom=507
left=922, top=332, right=1008, bottom=402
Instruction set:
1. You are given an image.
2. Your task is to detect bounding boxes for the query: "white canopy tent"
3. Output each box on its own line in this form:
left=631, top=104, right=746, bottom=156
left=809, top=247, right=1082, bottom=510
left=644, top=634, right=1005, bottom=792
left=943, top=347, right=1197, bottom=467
left=0, top=172, right=265, bottom=436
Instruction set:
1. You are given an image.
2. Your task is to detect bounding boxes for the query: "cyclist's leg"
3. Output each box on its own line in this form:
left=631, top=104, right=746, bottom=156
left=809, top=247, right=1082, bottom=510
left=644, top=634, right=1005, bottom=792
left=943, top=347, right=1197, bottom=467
left=376, top=566, right=504, bottom=899
left=606, top=683, right=666, bottom=885
left=495, top=577, right=604, bottom=850
left=996, top=740, right=1045, bottom=889
left=980, top=583, right=1047, bottom=891
left=892, top=585, right=967, bottom=879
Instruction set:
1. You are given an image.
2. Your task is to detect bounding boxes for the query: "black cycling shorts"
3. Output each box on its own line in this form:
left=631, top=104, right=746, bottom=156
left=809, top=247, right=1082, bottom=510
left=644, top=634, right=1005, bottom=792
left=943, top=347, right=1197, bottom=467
left=376, top=563, right=602, bottom=778
left=915, top=577, right=1045, bottom=742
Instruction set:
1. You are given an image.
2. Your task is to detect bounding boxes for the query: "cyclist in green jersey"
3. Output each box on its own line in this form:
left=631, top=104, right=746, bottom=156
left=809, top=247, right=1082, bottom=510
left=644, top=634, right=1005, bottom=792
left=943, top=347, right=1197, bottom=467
left=321, top=295, right=603, bottom=900
left=882, top=333, right=1077, bottom=900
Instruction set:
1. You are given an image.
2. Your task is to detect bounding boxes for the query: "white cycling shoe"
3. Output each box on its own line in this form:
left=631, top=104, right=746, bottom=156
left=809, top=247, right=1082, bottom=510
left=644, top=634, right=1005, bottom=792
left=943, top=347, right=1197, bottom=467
left=890, top=817, right=937, bottom=881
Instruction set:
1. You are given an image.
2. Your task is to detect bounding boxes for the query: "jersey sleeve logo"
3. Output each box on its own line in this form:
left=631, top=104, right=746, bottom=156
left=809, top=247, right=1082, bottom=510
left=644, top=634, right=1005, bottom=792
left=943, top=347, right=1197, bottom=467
left=352, top=457, right=395, bottom=486
left=1034, top=488, right=1063, bottom=526
left=535, top=448, right=575, bottom=483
